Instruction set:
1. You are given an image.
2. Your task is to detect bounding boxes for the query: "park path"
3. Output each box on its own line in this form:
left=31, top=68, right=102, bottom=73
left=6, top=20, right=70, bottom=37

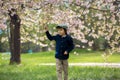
left=38, top=63, right=120, bottom=68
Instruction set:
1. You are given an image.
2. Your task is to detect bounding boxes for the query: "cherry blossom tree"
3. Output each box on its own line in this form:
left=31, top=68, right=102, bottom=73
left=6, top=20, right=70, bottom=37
left=0, top=0, right=53, bottom=64
left=0, top=0, right=120, bottom=64
left=44, top=0, right=120, bottom=61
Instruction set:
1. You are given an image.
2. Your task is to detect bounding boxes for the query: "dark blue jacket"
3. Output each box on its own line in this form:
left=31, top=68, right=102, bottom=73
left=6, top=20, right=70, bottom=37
left=46, top=31, right=74, bottom=60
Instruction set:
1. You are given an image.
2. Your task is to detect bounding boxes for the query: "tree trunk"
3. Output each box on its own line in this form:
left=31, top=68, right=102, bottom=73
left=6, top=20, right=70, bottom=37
left=8, top=9, right=21, bottom=65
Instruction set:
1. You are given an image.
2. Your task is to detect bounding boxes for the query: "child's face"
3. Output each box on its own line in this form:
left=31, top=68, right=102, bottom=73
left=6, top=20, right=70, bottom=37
left=57, top=28, right=66, bottom=36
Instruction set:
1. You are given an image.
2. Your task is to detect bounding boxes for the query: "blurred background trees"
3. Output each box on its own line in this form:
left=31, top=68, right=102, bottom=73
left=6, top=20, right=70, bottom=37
left=0, top=0, right=120, bottom=64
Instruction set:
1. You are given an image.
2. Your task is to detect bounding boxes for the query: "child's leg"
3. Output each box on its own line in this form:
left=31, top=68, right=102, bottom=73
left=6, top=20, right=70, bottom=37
left=56, top=59, right=63, bottom=80
left=63, top=60, right=68, bottom=80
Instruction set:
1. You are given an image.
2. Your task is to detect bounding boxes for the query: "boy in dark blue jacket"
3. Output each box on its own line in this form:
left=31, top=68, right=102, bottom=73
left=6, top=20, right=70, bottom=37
left=45, top=24, right=74, bottom=80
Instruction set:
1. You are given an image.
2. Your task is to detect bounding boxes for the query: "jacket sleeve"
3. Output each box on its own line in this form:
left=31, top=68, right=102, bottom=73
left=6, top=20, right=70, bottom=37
left=66, top=36, right=74, bottom=53
left=45, top=31, right=56, bottom=41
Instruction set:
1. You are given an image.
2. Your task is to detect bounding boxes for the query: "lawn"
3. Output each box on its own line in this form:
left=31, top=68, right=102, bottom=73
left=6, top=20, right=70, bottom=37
left=0, top=49, right=120, bottom=80
left=0, top=64, right=120, bottom=80
left=1, top=49, right=120, bottom=64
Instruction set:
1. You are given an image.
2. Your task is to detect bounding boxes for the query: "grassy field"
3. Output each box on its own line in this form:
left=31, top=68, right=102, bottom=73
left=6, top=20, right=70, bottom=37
left=0, top=64, right=120, bottom=80
left=1, top=49, right=120, bottom=64
left=0, top=49, right=120, bottom=80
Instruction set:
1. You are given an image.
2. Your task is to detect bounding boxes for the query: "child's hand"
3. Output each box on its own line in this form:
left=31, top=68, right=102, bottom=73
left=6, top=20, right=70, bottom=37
left=64, top=51, right=68, bottom=55
left=44, top=26, right=48, bottom=32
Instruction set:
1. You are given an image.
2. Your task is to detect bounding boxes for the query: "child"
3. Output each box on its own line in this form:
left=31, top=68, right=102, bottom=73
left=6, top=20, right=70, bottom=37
left=45, top=24, right=74, bottom=80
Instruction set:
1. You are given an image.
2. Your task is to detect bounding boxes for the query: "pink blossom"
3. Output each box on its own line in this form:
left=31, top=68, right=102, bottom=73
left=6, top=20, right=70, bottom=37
left=75, top=0, right=81, bottom=5
left=104, top=0, right=112, bottom=3
left=69, top=0, right=73, bottom=4
left=110, top=5, right=115, bottom=12
left=88, top=41, right=93, bottom=47
left=81, top=39, right=88, bottom=43
left=0, top=24, right=7, bottom=30
left=86, top=4, right=91, bottom=8
left=47, top=0, right=57, bottom=4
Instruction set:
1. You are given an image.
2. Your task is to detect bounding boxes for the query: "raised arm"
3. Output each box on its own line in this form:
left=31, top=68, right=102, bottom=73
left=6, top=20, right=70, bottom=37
left=45, top=26, right=56, bottom=41
left=46, top=31, right=56, bottom=41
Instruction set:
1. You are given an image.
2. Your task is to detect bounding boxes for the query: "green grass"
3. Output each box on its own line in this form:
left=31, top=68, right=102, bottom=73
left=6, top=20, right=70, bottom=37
left=0, top=64, right=120, bottom=80
left=0, top=49, right=120, bottom=80
left=22, top=49, right=120, bottom=64
left=69, top=51, right=120, bottom=63
left=0, top=49, right=120, bottom=65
